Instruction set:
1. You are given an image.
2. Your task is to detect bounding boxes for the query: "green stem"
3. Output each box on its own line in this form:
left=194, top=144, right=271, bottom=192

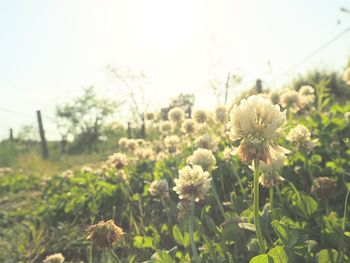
left=190, top=194, right=200, bottom=262
left=232, top=165, right=247, bottom=198
left=337, top=188, right=350, bottom=263
left=270, top=187, right=274, bottom=210
left=211, top=180, right=226, bottom=219
left=253, top=159, right=265, bottom=253
left=161, top=197, right=172, bottom=225
left=109, top=248, right=122, bottom=263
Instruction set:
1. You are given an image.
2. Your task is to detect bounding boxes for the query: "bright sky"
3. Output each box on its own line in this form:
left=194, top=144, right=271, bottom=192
left=1, top=0, right=350, bottom=140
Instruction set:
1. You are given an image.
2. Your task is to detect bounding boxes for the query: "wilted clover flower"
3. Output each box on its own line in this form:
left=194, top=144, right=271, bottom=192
left=173, top=165, right=211, bottom=202
left=168, top=107, right=185, bottom=123
left=187, top=148, right=216, bottom=171
left=311, top=177, right=337, bottom=200
left=227, top=95, right=289, bottom=164
left=214, top=105, right=228, bottom=123
left=286, top=124, right=318, bottom=150
left=145, top=112, right=155, bottom=121
left=106, top=153, right=128, bottom=169
left=280, top=89, right=300, bottom=112
left=164, top=135, right=180, bottom=154
left=43, top=253, right=65, bottom=263
left=118, top=137, right=128, bottom=149
left=195, top=133, right=217, bottom=151
left=252, top=152, right=286, bottom=188
left=126, top=139, right=138, bottom=152
left=149, top=179, right=169, bottom=198
left=87, top=220, right=124, bottom=248
left=193, top=109, right=208, bottom=124
left=343, top=67, right=350, bottom=85
left=159, top=121, right=173, bottom=134
left=181, top=119, right=196, bottom=134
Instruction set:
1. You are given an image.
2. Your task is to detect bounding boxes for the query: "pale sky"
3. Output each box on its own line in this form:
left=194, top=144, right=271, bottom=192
left=1, top=0, right=350, bottom=140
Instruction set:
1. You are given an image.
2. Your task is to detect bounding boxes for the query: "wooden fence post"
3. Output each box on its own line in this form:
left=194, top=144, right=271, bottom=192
left=37, top=110, right=49, bottom=159
left=9, top=128, right=13, bottom=141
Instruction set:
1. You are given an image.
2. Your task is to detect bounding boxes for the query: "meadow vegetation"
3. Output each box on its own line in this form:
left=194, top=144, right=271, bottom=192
left=0, top=68, right=350, bottom=262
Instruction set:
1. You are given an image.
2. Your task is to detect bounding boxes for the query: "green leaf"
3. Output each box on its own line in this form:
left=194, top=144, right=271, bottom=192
left=317, top=249, right=338, bottom=263
left=172, top=225, right=185, bottom=246
left=291, top=192, right=318, bottom=218
left=271, top=220, right=299, bottom=248
left=249, top=254, right=274, bottom=263
left=268, top=246, right=291, bottom=263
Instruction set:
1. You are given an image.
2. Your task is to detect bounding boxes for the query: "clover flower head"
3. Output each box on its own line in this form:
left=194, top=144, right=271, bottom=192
left=126, top=139, right=138, bottom=151
left=193, top=109, right=208, bottom=124
left=118, top=137, right=128, bottom=149
left=187, top=148, right=216, bottom=171
left=106, top=153, right=128, bottom=169
left=168, top=107, right=185, bottom=123
left=149, top=179, right=169, bottom=198
left=311, top=177, right=336, bottom=199
left=43, top=253, right=65, bottom=263
left=87, top=220, right=124, bottom=248
left=159, top=121, right=173, bottom=134
left=214, top=105, right=228, bottom=123
left=145, top=112, right=156, bottom=121
left=181, top=118, right=196, bottom=134
left=173, top=165, right=211, bottom=202
left=287, top=124, right=318, bottom=150
left=227, top=95, right=289, bottom=164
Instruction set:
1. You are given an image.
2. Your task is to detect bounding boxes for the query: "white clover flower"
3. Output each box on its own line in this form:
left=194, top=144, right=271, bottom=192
left=61, top=170, right=73, bottom=179
left=286, top=124, right=318, bottom=150
left=280, top=89, right=300, bottom=112
left=106, top=153, right=128, bottom=169
left=343, top=67, right=350, bottom=85
left=118, top=137, right=128, bottom=149
left=168, top=107, right=185, bottom=123
left=173, top=165, right=211, bottom=202
left=145, top=112, right=156, bottom=121
left=193, top=110, right=208, bottom=124
left=195, top=133, right=217, bottom=151
left=214, top=106, right=228, bottom=123
left=164, top=135, right=180, bottom=154
left=187, top=148, right=216, bottom=171
left=126, top=139, right=138, bottom=152
left=159, top=121, right=173, bottom=134
left=298, top=85, right=316, bottom=109
left=181, top=118, right=196, bottom=134
left=43, top=253, right=65, bottom=263
left=80, top=166, right=93, bottom=173
left=135, top=147, right=154, bottom=160
left=227, top=95, right=289, bottom=164
left=149, top=179, right=169, bottom=198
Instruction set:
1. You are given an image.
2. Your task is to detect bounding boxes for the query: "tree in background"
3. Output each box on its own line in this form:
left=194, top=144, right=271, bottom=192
left=107, top=66, right=150, bottom=138
left=55, top=86, right=121, bottom=153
